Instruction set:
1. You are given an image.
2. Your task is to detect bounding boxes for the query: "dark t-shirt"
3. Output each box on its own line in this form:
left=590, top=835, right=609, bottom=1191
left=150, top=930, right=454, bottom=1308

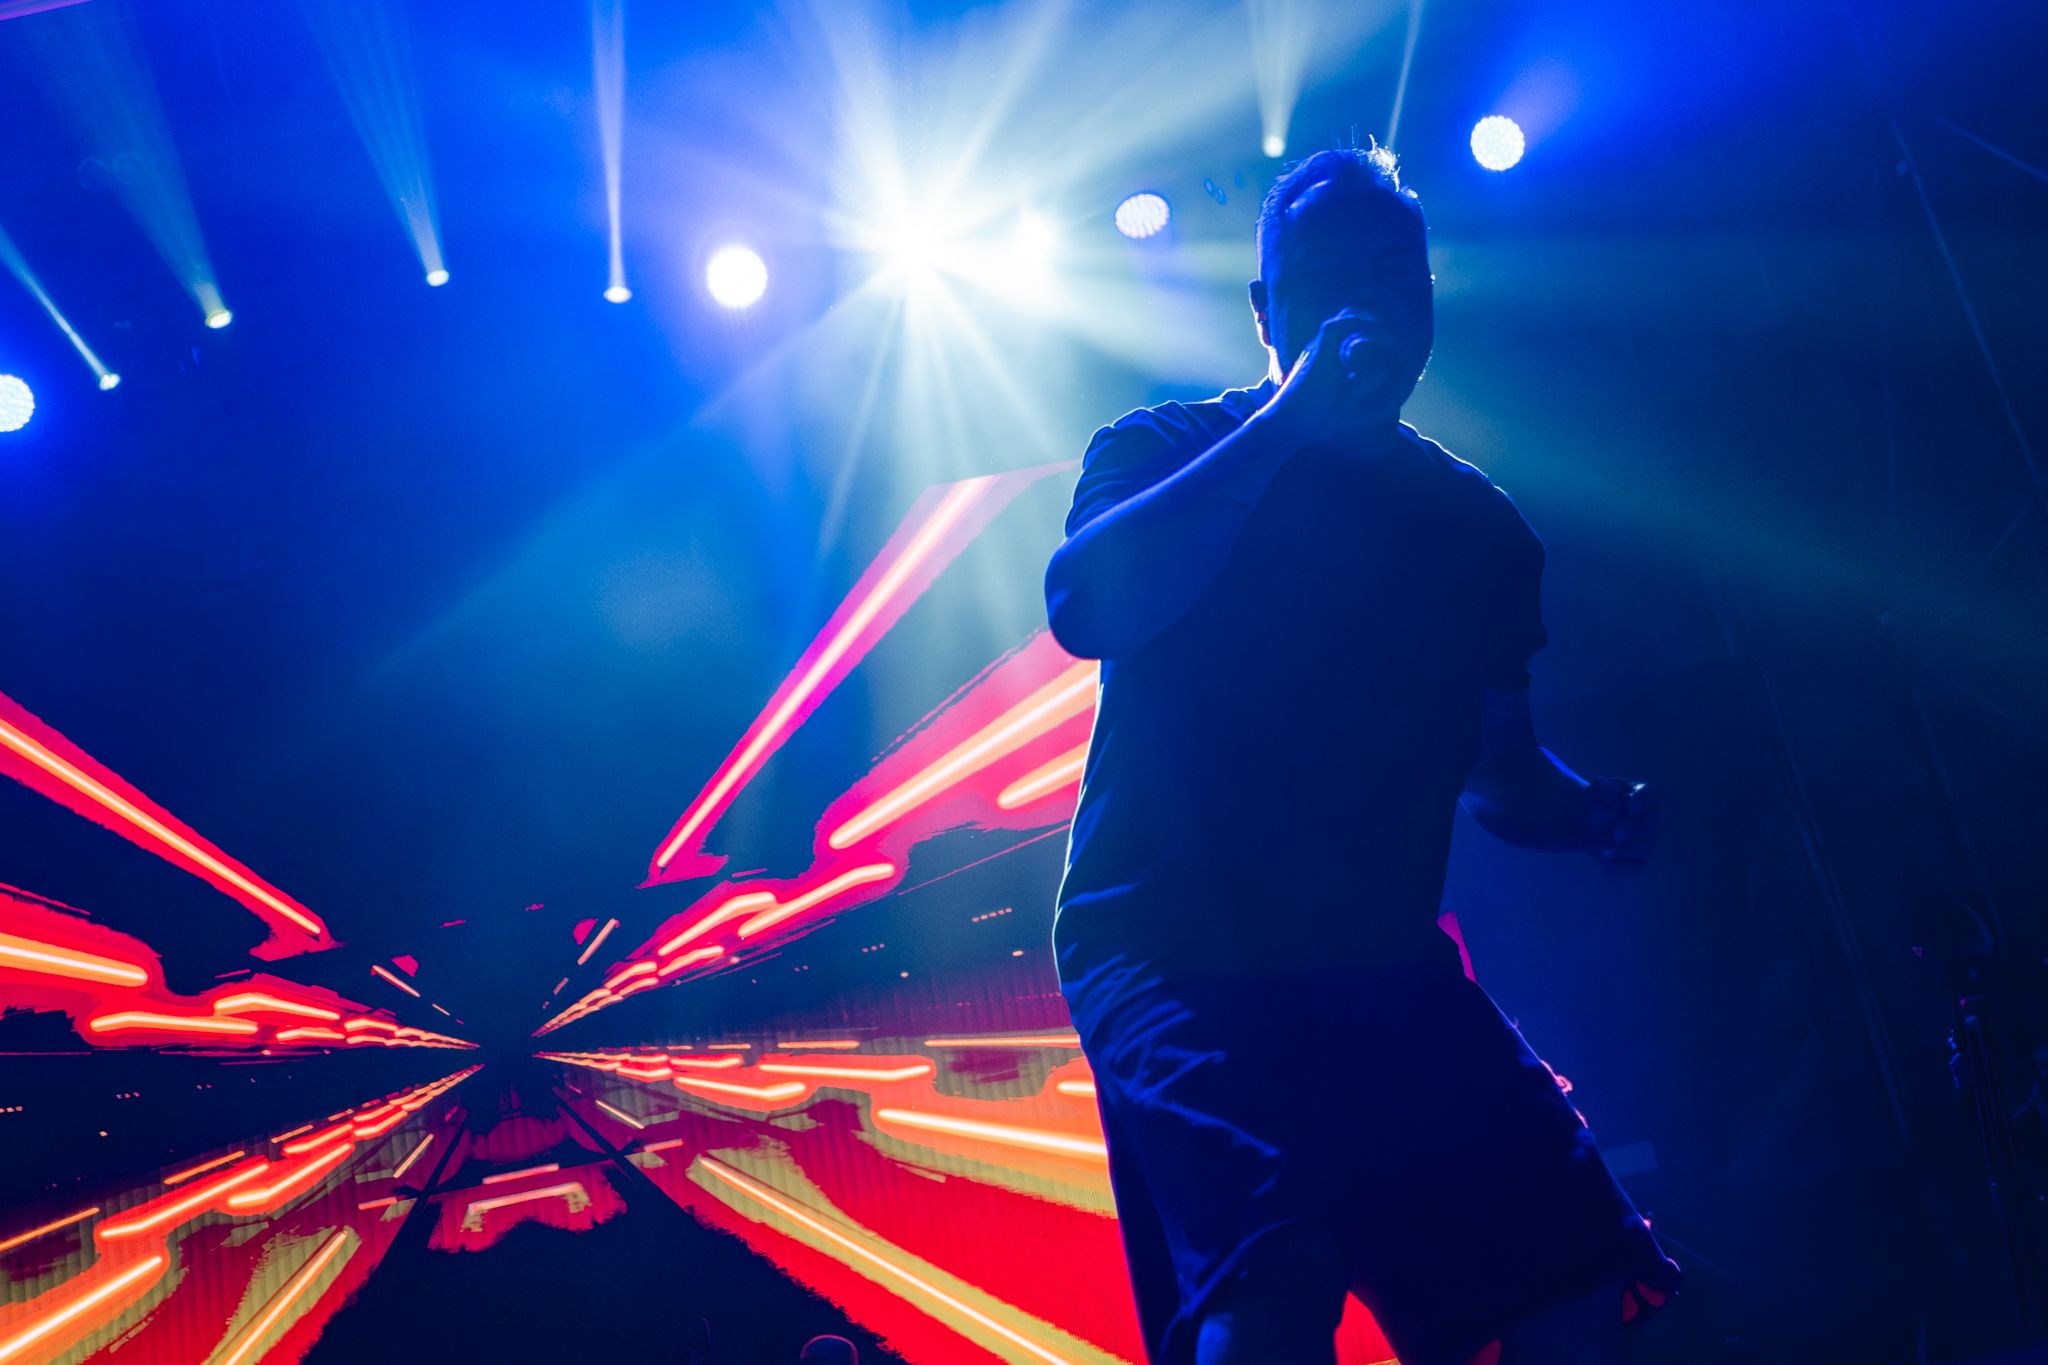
left=1052, top=379, right=1547, bottom=978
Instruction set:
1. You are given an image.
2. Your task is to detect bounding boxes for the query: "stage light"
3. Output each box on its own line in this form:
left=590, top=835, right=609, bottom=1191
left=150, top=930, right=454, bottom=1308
left=706, top=245, right=768, bottom=309
left=0, top=376, right=32, bottom=433
left=1113, top=192, right=1170, bottom=240
left=1263, top=133, right=1286, bottom=158
left=98, top=373, right=120, bottom=391
left=425, top=268, right=449, bottom=287
left=603, top=284, right=632, bottom=304
left=1008, top=212, right=1057, bottom=271
left=1, top=221, right=120, bottom=390
left=205, top=308, right=233, bottom=330
left=1471, top=115, right=1526, bottom=171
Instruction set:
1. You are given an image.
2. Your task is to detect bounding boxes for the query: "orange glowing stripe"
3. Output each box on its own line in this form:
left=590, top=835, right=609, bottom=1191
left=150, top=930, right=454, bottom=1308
left=0, top=931, right=148, bottom=987
left=276, top=1026, right=344, bottom=1042
left=98, top=1164, right=267, bottom=1238
left=357, top=1197, right=398, bottom=1210
left=369, top=964, right=420, bottom=997
left=226, top=1143, right=352, bottom=1208
left=617, top=1064, right=672, bottom=1081
left=214, top=1230, right=350, bottom=1365
left=613, top=975, right=660, bottom=999
left=603, top=961, right=658, bottom=992
left=873, top=1108, right=1107, bottom=1161
left=0, top=717, right=324, bottom=937
left=670, top=1055, right=745, bottom=1070
left=213, top=992, right=340, bottom=1021
left=826, top=663, right=1097, bottom=850
left=481, top=1162, right=560, bottom=1185
left=0, top=1206, right=97, bottom=1255
left=281, top=1124, right=353, bottom=1154
left=343, top=1018, right=397, bottom=1032
left=657, top=945, right=725, bottom=977
left=351, top=1108, right=407, bottom=1138
left=655, top=477, right=994, bottom=869
left=86, top=1011, right=260, bottom=1037
left=575, top=918, right=618, bottom=966
left=0, top=1252, right=166, bottom=1363
left=390, top=1134, right=434, bottom=1180
left=276, top=1124, right=315, bottom=1140
left=996, top=744, right=1090, bottom=810
left=642, top=1138, right=687, bottom=1152
left=593, top=1099, right=645, bottom=1129
left=164, top=1150, right=247, bottom=1184
left=658, top=894, right=773, bottom=955
left=707, top=1042, right=753, bottom=1050
left=735, top=863, right=897, bottom=940
left=466, top=1182, right=586, bottom=1218
left=698, top=1157, right=1083, bottom=1365
left=923, top=1034, right=1082, bottom=1049
left=759, top=1061, right=932, bottom=1082
left=674, top=1076, right=808, bottom=1103
left=777, top=1039, right=860, bottom=1049
left=1054, top=1079, right=1096, bottom=1098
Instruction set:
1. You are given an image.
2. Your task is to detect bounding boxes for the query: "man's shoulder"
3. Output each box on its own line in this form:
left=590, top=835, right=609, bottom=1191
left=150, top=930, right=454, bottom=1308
left=1399, top=424, right=1542, bottom=545
left=1094, top=380, right=1276, bottom=456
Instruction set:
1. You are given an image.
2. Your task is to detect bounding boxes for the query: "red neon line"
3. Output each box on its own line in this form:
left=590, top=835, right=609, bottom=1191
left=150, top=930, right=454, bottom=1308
left=162, top=1151, right=246, bottom=1185
left=213, top=992, right=340, bottom=1021
left=357, top=1197, right=398, bottom=1210
left=602, top=961, right=658, bottom=992
left=0, top=709, right=324, bottom=939
left=0, top=1253, right=165, bottom=1364
left=226, top=1143, right=352, bottom=1208
left=826, top=663, right=1096, bottom=849
left=390, top=1134, right=434, bottom=1180
left=1054, top=1079, right=1097, bottom=1098
left=0, top=1206, right=97, bottom=1255
left=215, top=1230, right=350, bottom=1365
left=0, top=931, right=148, bottom=987
left=281, top=1124, right=352, bottom=1154
left=735, top=862, right=897, bottom=940
left=481, top=1163, right=560, bottom=1185
left=466, top=1182, right=586, bottom=1218
left=675, top=1076, right=808, bottom=1103
left=593, top=1099, right=645, bottom=1129
left=641, top=1138, right=687, bottom=1152
left=697, top=1158, right=1083, bottom=1365
left=99, top=1165, right=266, bottom=1238
left=670, top=1055, right=745, bottom=1070
left=575, top=918, right=618, bottom=966
left=276, top=1026, right=344, bottom=1042
left=777, top=1039, right=860, bottom=1049
left=657, top=945, right=725, bottom=977
left=273, top=1124, right=313, bottom=1142
left=706, top=1042, right=752, bottom=1050
left=758, top=1061, right=932, bottom=1082
left=996, top=743, right=1090, bottom=810
left=369, top=965, right=421, bottom=998
left=654, top=477, right=994, bottom=870
left=873, top=1108, right=1108, bottom=1160
left=922, top=1034, right=1081, bottom=1049
left=658, top=894, right=773, bottom=955
left=86, top=1012, right=260, bottom=1037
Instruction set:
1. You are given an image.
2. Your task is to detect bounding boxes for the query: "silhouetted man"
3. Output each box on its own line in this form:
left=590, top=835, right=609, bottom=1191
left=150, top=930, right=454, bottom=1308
left=1045, top=146, right=1680, bottom=1365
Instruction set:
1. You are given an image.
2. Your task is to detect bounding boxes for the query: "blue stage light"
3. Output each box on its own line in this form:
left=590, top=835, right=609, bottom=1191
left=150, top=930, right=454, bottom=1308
left=1470, top=115, right=1526, bottom=171
left=705, top=246, right=768, bottom=309
left=99, top=372, right=121, bottom=391
left=425, top=268, right=450, bottom=287
left=0, top=375, right=33, bottom=432
left=205, top=308, right=233, bottom=329
left=1114, top=192, right=1170, bottom=240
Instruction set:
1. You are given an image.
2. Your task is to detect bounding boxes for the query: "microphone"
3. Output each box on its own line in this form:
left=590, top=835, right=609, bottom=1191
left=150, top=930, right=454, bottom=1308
left=1339, top=331, right=1385, bottom=384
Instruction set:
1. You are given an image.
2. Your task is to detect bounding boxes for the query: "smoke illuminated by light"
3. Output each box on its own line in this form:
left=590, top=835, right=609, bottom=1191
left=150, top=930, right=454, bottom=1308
left=593, top=0, right=629, bottom=303
left=301, top=0, right=449, bottom=285
left=0, top=222, right=119, bottom=391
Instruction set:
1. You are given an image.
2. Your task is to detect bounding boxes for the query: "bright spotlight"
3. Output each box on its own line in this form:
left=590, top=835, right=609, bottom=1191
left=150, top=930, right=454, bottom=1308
left=1262, top=133, right=1286, bottom=159
left=425, top=268, right=450, bottom=287
left=1470, top=115, right=1526, bottom=171
left=205, top=308, right=234, bottom=330
left=99, top=373, right=121, bottom=392
left=1010, top=213, right=1057, bottom=269
left=603, top=284, right=632, bottom=304
left=1114, top=192, right=1170, bottom=240
left=0, top=375, right=33, bottom=433
left=705, top=246, right=767, bottom=310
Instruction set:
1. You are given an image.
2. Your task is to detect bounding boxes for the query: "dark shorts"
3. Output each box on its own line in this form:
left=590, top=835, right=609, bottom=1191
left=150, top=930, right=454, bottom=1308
left=1059, top=943, right=1678, bottom=1365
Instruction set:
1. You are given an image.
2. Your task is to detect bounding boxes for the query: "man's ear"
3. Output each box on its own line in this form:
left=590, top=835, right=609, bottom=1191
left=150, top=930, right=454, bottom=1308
left=1248, top=280, right=1271, bottom=349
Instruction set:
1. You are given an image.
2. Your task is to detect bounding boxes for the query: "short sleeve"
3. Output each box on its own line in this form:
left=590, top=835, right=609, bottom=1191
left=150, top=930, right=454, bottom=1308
left=1478, top=483, right=1548, bottom=691
left=1064, top=411, right=1193, bottom=540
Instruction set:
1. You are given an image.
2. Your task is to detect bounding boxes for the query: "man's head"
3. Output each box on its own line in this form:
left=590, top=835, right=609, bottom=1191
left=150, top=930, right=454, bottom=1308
left=798, top=1334, right=859, bottom=1365
left=1250, top=144, right=1433, bottom=394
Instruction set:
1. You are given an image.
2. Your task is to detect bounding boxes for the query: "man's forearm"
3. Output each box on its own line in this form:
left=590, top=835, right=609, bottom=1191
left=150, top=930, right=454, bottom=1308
left=1045, top=410, right=1300, bottom=658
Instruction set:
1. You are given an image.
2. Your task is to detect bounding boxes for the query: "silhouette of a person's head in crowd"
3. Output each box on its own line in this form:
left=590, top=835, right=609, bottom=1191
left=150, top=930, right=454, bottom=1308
left=798, top=1333, right=859, bottom=1364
